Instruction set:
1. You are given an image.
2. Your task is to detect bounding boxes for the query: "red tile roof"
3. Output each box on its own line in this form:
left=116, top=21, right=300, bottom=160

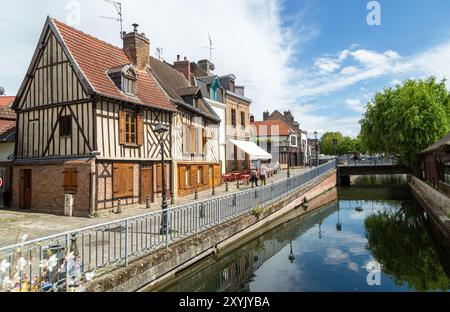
left=251, top=120, right=294, bottom=136
left=0, top=119, right=15, bottom=142
left=0, top=96, right=16, bottom=120
left=53, top=19, right=174, bottom=111
left=0, top=96, right=15, bottom=107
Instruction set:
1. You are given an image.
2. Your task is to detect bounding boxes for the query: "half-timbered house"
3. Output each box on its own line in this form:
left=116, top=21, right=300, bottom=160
left=150, top=56, right=222, bottom=197
left=11, top=17, right=176, bottom=216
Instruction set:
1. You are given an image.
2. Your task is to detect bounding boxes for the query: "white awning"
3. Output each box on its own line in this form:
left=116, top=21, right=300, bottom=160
left=230, top=140, right=272, bottom=160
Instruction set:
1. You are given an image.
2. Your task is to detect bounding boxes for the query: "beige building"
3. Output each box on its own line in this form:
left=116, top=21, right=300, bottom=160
left=220, top=75, right=252, bottom=173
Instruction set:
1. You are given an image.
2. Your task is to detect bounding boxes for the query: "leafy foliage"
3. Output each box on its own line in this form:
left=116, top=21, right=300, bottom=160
left=365, top=200, right=450, bottom=291
left=360, top=77, right=450, bottom=171
left=320, top=132, right=364, bottom=155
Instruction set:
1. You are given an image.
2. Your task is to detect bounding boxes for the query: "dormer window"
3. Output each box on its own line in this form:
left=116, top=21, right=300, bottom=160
left=108, top=65, right=137, bottom=96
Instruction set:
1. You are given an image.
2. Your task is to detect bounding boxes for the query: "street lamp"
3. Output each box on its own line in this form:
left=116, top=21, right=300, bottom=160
left=288, top=241, right=295, bottom=263
left=285, top=135, right=291, bottom=178
left=314, top=131, right=319, bottom=167
left=155, top=122, right=169, bottom=235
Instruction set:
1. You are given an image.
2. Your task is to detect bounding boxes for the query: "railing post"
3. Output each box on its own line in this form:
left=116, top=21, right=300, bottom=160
left=65, top=233, right=70, bottom=292
left=125, top=219, right=129, bottom=267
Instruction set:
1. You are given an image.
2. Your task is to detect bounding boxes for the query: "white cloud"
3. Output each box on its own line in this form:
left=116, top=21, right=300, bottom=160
left=390, top=79, right=402, bottom=86
left=0, top=0, right=302, bottom=120
left=315, top=58, right=341, bottom=74
left=345, top=98, right=365, bottom=113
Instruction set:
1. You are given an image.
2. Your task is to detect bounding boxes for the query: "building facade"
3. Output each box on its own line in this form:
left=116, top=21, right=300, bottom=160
left=11, top=18, right=175, bottom=216
left=150, top=56, right=222, bottom=197
left=0, top=96, right=16, bottom=208
left=193, top=60, right=228, bottom=175
left=250, top=119, right=297, bottom=168
left=263, top=110, right=309, bottom=166
left=221, top=76, right=252, bottom=173
left=421, top=133, right=450, bottom=197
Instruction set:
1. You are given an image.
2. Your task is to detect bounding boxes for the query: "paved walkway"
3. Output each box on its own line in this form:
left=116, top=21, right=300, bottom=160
left=0, top=168, right=310, bottom=247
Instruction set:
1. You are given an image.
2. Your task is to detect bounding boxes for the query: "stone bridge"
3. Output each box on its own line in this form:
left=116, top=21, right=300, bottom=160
left=337, top=160, right=412, bottom=186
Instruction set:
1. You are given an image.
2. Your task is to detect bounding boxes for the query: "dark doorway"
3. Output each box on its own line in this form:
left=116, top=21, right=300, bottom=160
left=21, top=169, right=32, bottom=210
left=140, top=167, right=154, bottom=204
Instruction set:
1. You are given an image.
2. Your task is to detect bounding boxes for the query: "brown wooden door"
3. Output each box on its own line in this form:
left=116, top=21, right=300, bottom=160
left=21, top=169, right=32, bottom=210
left=140, top=167, right=153, bottom=204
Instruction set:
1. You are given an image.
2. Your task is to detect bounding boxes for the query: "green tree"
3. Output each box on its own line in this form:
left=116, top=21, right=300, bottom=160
left=365, top=200, right=450, bottom=291
left=360, top=77, right=450, bottom=172
left=320, top=132, right=344, bottom=155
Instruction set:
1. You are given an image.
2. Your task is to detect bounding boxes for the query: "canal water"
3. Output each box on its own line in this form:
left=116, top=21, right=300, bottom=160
left=155, top=175, right=450, bottom=292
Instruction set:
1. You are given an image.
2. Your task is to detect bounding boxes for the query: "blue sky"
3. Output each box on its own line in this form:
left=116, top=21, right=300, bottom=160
left=278, top=0, right=450, bottom=136
left=1, top=0, right=450, bottom=137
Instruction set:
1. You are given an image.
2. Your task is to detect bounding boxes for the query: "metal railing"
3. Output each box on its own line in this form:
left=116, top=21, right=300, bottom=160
left=0, top=160, right=336, bottom=292
left=337, top=158, right=399, bottom=167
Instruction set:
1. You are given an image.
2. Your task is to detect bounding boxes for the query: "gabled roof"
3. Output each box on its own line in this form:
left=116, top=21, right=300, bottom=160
left=421, top=132, right=450, bottom=154
left=149, top=57, right=220, bottom=122
left=14, top=17, right=175, bottom=112
left=0, top=120, right=15, bottom=143
left=251, top=120, right=295, bottom=136
left=0, top=96, right=16, bottom=120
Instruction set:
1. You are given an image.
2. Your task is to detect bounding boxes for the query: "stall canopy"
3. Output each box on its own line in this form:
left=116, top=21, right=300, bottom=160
left=230, top=140, right=272, bottom=160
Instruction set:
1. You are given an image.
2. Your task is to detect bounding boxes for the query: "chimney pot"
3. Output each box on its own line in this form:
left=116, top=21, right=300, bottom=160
left=184, top=56, right=187, bottom=61
left=132, top=23, right=139, bottom=32
left=177, top=55, right=180, bottom=61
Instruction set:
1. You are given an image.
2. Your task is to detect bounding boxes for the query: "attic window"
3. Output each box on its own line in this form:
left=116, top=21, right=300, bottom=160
left=108, top=65, right=137, bottom=96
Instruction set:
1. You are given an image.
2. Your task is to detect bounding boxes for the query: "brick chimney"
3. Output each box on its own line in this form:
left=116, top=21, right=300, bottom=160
left=250, top=115, right=255, bottom=123
left=174, top=56, right=191, bottom=83
left=123, top=23, right=150, bottom=70
left=198, top=59, right=215, bottom=76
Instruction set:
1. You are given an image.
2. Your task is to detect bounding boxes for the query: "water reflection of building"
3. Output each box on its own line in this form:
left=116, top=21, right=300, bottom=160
left=163, top=201, right=338, bottom=292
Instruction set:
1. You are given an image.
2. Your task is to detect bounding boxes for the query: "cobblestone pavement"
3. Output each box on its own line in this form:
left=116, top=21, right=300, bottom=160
left=0, top=168, right=310, bottom=247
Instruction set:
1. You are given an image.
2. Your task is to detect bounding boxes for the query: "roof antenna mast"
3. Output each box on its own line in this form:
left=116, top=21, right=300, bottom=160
left=101, top=0, right=124, bottom=39
left=202, top=34, right=215, bottom=61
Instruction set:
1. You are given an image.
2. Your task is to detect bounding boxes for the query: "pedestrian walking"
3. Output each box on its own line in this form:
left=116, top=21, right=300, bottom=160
left=250, top=168, right=259, bottom=188
left=260, top=165, right=267, bottom=186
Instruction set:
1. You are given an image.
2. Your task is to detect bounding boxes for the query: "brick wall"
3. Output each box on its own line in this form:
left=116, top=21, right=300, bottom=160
left=12, top=160, right=94, bottom=216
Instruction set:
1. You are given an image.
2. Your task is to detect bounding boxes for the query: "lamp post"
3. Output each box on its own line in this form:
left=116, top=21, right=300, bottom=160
left=314, top=131, right=319, bottom=167
left=155, top=123, right=169, bottom=235
left=285, top=135, right=291, bottom=178
left=288, top=241, right=295, bottom=263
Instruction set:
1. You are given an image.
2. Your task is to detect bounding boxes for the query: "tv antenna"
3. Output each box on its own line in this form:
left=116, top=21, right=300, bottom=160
left=202, top=34, right=215, bottom=61
left=101, top=0, right=124, bottom=38
left=156, top=47, right=163, bottom=60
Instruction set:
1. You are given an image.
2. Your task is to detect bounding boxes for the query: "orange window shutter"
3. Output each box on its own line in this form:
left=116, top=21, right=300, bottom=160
left=137, top=113, right=144, bottom=146
left=70, top=169, right=78, bottom=192
left=128, top=165, right=134, bottom=193
left=119, top=110, right=126, bottom=145
left=156, top=164, right=162, bottom=192
left=179, top=166, right=186, bottom=189
left=191, top=166, right=197, bottom=188
left=63, top=170, right=69, bottom=189
left=203, top=165, right=209, bottom=185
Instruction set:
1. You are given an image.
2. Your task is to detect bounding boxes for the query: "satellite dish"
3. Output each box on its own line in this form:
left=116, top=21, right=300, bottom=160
left=0, top=87, right=5, bottom=96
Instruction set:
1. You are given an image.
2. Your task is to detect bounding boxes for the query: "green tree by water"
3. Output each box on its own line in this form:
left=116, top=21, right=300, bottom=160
left=365, top=200, right=450, bottom=291
left=360, top=77, right=450, bottom=172
left=320, top=132, right=363, bottom=155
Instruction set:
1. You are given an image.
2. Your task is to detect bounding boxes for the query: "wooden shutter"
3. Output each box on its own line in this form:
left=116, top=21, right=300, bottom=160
left=203, top=165, right=209, bottom=186
left=113, top=163, right=133, bottom=197
left=156, top=163, right=162, bottom=192
left=119, top=110, right=126, bottom=145
left=191, top=165, right=197, bottom=189
left=179, top=166, right=186, bottom=189
left=63, top=168, right=78, bottom=193
left=213, top=165, right=221, bottom=186
left=137, top=112, right=144, bottom=146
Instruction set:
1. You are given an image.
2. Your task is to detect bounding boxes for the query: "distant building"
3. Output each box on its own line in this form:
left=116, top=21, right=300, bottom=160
left=0, top=96, right=15, bottom=208
left=262, top=110, right=309, bottom=166
left=250, top=119, right=297, bottom=167
left=421, top=133, right=450, bottom=196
